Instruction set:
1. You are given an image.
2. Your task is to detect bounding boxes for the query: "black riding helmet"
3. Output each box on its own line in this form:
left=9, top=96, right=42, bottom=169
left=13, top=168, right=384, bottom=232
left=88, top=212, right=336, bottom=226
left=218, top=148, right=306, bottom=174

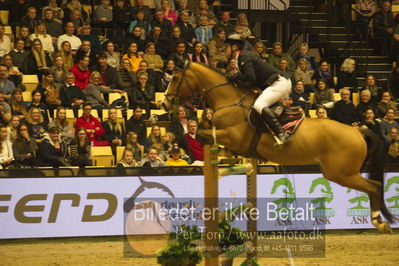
left=226, top=34, right=246, bottom=50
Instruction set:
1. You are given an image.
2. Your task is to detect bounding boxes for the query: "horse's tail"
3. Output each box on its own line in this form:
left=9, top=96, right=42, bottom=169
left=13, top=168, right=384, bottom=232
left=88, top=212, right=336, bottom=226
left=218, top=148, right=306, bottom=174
left=361, top=128, right=395, bottom=223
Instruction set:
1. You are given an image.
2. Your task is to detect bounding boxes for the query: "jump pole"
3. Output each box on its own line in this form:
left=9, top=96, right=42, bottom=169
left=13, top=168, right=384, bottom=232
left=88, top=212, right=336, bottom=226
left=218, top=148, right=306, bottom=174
left=203, top=145, right=257, bottom=266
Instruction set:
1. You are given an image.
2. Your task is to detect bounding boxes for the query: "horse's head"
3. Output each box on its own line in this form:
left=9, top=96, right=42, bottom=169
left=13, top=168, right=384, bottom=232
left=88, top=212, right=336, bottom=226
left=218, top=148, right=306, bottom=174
left=162, top=61, right=198, bottom=112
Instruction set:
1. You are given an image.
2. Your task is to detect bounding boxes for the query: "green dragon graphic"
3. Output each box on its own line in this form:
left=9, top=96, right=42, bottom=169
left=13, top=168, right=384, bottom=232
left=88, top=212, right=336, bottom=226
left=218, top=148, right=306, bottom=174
left=384, top=176, right=399, bottom=209
left=308, top=177, right=333, bottom=210
left=271, top=177, right=296, bottom=211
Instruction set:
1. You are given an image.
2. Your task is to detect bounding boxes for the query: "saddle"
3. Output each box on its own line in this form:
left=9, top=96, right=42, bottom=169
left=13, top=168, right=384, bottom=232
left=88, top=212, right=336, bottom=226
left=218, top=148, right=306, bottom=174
left=248, top=105, right=305, bottom=135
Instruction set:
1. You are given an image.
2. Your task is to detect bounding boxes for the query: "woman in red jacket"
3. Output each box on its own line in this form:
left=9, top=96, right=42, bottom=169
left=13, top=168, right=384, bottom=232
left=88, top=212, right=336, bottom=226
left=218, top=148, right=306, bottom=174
left=70, top=55, right=90, bottom=90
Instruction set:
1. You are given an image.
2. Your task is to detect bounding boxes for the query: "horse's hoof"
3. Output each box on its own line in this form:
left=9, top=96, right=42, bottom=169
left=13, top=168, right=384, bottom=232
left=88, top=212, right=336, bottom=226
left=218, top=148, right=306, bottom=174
left=377, top=222, right=392, bottom=234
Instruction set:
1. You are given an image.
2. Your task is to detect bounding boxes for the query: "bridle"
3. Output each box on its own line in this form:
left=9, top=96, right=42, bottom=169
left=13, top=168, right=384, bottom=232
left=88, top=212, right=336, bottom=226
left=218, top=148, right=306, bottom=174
left=164, top=61, right=251, bottom=112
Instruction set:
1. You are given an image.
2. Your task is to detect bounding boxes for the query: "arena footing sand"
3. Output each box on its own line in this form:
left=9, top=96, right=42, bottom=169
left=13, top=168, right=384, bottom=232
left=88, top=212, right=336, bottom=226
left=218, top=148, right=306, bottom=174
left=1, top=231, right=398, bottom=266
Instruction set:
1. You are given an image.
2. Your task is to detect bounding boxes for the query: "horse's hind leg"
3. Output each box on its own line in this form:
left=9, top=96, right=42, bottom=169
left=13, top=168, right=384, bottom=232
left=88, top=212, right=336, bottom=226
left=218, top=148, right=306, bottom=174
left=325, top=172, right=392, bottom=234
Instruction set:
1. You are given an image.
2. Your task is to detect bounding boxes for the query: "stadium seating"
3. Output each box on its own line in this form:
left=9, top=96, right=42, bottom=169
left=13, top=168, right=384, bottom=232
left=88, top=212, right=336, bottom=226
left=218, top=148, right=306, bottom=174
left=22, top=75, right=39, bottom=92
left=91, top=146, right=114, bottom=167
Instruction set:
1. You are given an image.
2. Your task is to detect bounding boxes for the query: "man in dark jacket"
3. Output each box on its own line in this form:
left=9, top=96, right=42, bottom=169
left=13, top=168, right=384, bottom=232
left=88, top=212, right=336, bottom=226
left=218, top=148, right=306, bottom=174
left=226, top=34, right=292, bottom=145
left=90, top=52, right=119, bottom=90
left=125, top=106, right=147, bottom=145
left=373, top=0, right=394, bottom=55
left=332, top=88, right=358, bottom=125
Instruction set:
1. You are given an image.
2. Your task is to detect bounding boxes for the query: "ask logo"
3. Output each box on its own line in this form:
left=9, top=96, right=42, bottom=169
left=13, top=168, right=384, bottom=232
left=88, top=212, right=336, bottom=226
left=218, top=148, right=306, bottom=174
left=308, top=177, right=335, bottom=218
left=384, top=176, right=399, bottom=215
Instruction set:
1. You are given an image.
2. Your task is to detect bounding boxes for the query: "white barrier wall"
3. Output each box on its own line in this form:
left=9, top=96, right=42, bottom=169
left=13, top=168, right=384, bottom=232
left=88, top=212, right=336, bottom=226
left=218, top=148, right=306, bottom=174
left=0, top=173, right=398, bottom=239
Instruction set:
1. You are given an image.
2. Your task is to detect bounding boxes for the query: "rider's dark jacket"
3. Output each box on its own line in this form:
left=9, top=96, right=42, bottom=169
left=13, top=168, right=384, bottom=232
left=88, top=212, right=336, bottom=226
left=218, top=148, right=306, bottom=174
left=229, top=49, right=289, bottom=89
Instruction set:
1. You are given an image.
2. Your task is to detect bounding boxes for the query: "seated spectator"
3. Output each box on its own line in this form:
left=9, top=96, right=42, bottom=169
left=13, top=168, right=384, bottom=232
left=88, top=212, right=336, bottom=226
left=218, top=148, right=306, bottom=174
left=19, top=26, right=33, bottom=51
left=183, top=120, right=205, bottom=162
left=332, top=88, right=358, bottom=125
left=316, top=106, right=328, bottom=119
left=165, top=143, right=189, bottom=166
left=126, top=131, right=144, bottom=162
left=39, top=126, right=69, bottom=167
left=294, top=43, right=316, bottom=71
left=139, top=146, right=165, bottom=167
left=376, top=91, right=398, bottom=118
left=113, top=0, right=132, bottom=33
left=70, top=55, right=91, bottom=90
left=267, top=42, right=296, bottom=72
left=48, top=107, right=74, bottom=145
left=146, top=26, right=170, bottom=60
left=42, top=1, right=64, bottom=24
left=213, top=11, right=234, bottom=36
left=312, top=60, right=334, bottom=89
left=91, top=52, right=122, bottom=91
left=387, top=128, right=399, bottom=163
left=336, top=58, right=358, bottom=92
left=117, top=58, right=137, bottom=93
left=56, top=41, right=74, bottom=71
left=278, top=58, right=294, bottom=80
left=79, top=24, right=102, bottom=56
left=84, top=71, right=110, bottom=109
left=10, top=88, right=28, bottom=121
left=50, top=55, right=68, bottom=87
left=194, top=0, right=217, bottom=26
left=168, top=25, right=188, bottom=54
left=75, top=103, right=108, bottom=146
left=373, top=0, right=394, bottom=55
left=162, top=59, right=176, bottom=90
left=43, top=8, right=63, bottom=40
left=104, top=41, right=120, bottom=70
left=360, top=108, right=383, bottom=139
left=102, top=108, right=126, bottom=153
left=356, top=89, right=375, bottom=122
left=314, top=79, right=335, bottom=114
left=69, top=127, right=92, bottom=167
left=195, top=16, right=213, bottom=46
left=132, top=71, right=156, bottom=115
left=132, top=0, right=153, bottom=23
left=12, top=124, right=40, bottom=167
left=128, top=10, right=151, bottom=41
left=290, top=80, right=310, bottom=111
left=138, top=60, right=157, bottom=89
left=3, top=55, right=23, bottom=87
left=0, top=92, right=11, bottom=124
left=362, top=75, right=381, bottom=105
left=0, top=64, right=15, bottom=101
left=253, top=41, right=268, bottom=62
left=57, top=22, right=82, bottom=52
left=155, top=0, right=175, bottom=10
left=122, top=42, right=143, bottom=73
left=30, top=21, right=54, bottom=54
left=126, top=106, right=146, bottom=144
left=0, top=125, right=14, bottom=169
left=188, top=42, right=209, bottom=65
left=198, top=107, right=214, bottom=130
left=161, top=0, right=178, bottom=26
left=76, top=40, right=97, bottom=69
left=28, top=90, right=49, bottom=124
left=116, top=148, right=138, bottom=168
left=20, top=7, right=39, bottom=34
left=26, top=107, right=48, bottom=144
left=354, top=0, right=376, bottom=40
left=151, top=9, right=173, bottom=38
left=293, top=58, right=316, bottom=93
left=60, top=72, right=87, bottom=114
left=380, top=108, right=399, bottom=143
left=225, top=58, right=239, bottom=77
left=68, top=8, right=85, bottom=33
left=175, top=10, right=196, bottom=46
left=0, top=25, right=11, bottom=59
left=26, top=38, right=53, bottom=81
left=63, top=0, right=88, bottom=24
left=143, top=42, right=164, bottom=91
left=144, top=125, right=163, bottom=152
left=9, top=39, right=28, bottom=74
left=93, top=0, right=113, bottom=29
left=9, top=0, right=29, bottom=28
left=7, top=115, right=20, bottom=142
left=169, top=41, right=189, bottom=69
left=127, top=26, right=147, bottom=54
left=208, top=29, right=227, bottom=69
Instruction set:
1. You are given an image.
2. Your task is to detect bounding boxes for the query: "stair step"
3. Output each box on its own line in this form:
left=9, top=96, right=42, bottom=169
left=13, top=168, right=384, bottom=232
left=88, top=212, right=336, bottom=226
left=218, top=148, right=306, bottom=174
left=289, top=6, right=314, bottom=12
left=350, top=56, right=391, bottom=63
left=295, top=12, right=328, bottom=20
left=358, top=63, right=392, bottom=71
left=309, top=27, right=349, bottom=34
left=357, top=77, right=389, bottom=87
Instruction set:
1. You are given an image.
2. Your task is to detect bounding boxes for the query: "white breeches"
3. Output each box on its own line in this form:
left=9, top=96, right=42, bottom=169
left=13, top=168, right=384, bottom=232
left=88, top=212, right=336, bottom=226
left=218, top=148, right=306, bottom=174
left=253, top=76, right=292, bottom=113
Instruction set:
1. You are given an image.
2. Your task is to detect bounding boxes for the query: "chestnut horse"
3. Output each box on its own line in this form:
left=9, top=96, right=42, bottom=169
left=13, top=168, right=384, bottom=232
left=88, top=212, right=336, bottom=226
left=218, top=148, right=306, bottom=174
left=162, top=62, right=396, bottom=233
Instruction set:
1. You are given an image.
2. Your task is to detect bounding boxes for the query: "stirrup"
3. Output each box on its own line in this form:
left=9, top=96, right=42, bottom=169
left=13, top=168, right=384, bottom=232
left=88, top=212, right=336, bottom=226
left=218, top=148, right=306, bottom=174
left=273, top=131, right=291, bottom=147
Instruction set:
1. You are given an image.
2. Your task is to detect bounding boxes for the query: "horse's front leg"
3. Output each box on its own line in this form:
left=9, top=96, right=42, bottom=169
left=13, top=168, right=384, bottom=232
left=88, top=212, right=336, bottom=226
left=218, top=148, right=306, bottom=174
left=198, top=129, right=230, bottom=145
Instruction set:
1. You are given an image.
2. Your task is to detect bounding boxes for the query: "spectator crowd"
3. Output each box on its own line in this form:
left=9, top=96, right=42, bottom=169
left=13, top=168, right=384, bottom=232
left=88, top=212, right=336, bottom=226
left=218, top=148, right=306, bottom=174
left=0, top=0, right=397, bottom=170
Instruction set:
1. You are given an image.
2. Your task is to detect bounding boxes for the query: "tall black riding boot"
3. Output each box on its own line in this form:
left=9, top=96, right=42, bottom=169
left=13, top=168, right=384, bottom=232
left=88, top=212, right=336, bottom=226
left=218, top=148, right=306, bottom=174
left=261, top=107, right=291, bottom=145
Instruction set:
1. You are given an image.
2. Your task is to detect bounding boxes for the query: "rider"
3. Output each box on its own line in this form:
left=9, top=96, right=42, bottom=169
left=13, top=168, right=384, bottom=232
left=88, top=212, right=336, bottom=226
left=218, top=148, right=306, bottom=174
left=225, top=34, right=292, bottom=144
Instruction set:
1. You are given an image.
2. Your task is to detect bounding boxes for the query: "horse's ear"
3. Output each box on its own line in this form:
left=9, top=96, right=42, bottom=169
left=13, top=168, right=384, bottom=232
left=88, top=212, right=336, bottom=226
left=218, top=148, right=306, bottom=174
left=184, top=60, right=191, bottom=69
